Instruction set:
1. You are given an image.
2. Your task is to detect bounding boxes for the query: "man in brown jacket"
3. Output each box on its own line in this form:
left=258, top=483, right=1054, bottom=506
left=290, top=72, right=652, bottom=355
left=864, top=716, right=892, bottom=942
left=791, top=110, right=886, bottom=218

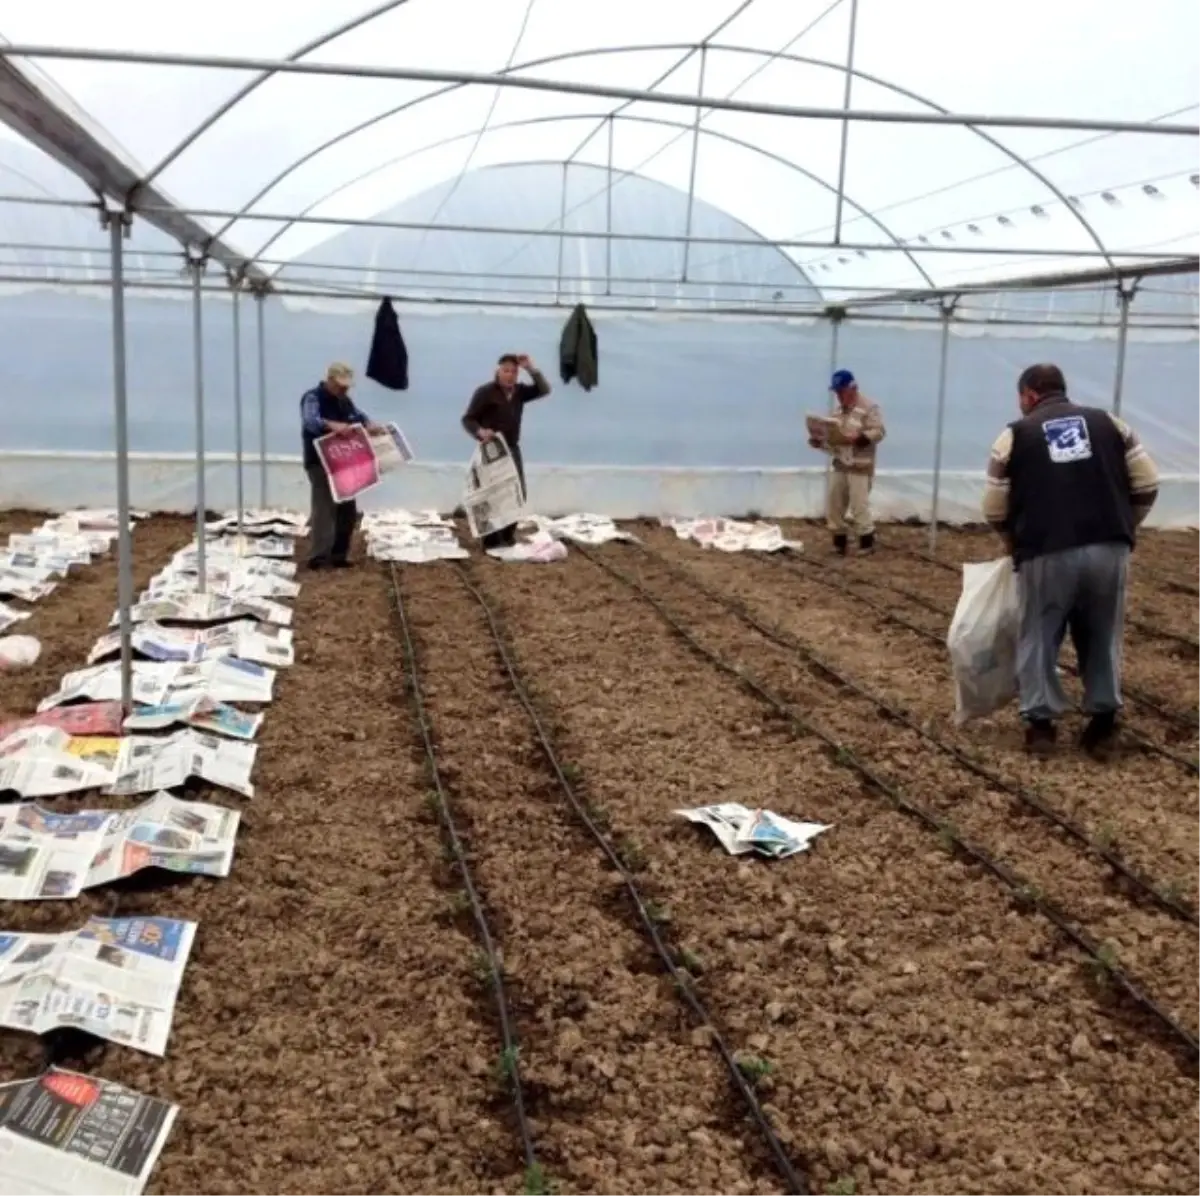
left=809, top=369, right=886, bottom=555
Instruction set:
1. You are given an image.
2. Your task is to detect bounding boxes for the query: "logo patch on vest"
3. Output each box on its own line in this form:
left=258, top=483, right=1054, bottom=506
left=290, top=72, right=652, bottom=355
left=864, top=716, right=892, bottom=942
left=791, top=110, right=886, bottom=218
left=1042, top=415, right=1093, bottom=464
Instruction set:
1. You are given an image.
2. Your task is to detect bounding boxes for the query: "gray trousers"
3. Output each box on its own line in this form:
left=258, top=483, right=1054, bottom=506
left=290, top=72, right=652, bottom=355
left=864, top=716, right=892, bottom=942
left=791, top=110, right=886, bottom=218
left=306, top=464, right=358, bottom=564
left=1016, top=542, right=1129, bottom=723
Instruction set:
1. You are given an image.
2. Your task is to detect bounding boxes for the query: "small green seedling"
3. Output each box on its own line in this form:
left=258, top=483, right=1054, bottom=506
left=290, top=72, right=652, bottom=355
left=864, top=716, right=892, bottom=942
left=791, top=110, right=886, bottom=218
left=497, top=1045, right=519, bottom=1083
left=828, top=1176, right=857, bottom=1195
left=736, top=1055, right=774, bottom=1084
left=678, top=946, right=704, bottom=975
left=1094, top=822, right=1118, bottom=851
left=522, top=1162, right=550, bottom=1195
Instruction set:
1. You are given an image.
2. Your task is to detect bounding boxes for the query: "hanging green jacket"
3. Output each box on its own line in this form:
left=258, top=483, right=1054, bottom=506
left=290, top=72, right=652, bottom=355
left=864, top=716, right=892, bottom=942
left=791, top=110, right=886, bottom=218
left=559, top=303, right=598, bottom=392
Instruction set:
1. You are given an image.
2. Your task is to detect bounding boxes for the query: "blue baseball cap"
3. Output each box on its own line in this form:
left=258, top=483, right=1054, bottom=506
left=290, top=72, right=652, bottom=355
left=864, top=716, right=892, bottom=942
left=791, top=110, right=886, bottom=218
left=830, top=369, right=856, bottom=391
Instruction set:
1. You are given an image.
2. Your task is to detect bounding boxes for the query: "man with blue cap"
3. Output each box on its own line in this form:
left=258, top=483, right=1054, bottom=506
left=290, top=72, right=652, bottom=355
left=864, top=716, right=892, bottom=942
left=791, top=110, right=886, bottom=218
left=808, top=369, right=887, bottom=554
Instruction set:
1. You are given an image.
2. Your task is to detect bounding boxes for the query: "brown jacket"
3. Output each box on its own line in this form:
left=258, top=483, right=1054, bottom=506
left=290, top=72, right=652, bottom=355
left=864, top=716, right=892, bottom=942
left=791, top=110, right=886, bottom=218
left=825, top=394, right=886, bottom=474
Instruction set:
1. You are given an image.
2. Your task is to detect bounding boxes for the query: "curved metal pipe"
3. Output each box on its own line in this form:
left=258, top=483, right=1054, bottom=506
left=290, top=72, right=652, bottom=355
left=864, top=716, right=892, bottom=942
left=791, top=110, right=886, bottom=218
left=194, top=40, right=1115, bottom=277
left=250, top=112, right=930, bottom=290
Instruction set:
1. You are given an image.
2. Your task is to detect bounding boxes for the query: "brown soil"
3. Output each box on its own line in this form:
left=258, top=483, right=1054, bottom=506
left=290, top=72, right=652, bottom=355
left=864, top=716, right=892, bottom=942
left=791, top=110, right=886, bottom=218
left=0, top=515, right=1195, bottom=1195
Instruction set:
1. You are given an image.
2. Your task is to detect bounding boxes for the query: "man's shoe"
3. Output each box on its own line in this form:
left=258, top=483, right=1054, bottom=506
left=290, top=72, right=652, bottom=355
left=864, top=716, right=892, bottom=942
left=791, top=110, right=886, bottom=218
left=330, top=558, right=352, bottom=569
left=306, top=557, right=327, bottom=571
left=1023, top=719, right=1057, bottom=756
left=832, top=533, right=849, bottom=556
left=1079, top=712, right=1118, bottom=760
left=859, top=532, right=876, bottom=555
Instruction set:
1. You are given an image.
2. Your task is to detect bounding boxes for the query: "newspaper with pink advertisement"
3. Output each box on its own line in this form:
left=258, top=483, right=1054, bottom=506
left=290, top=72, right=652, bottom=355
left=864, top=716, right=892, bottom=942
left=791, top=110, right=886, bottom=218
left=0, top=1067, right=177, bottom=1195
left=316, top=421, right=414, bottom=503
left=0, top=916, right=196, bottom=1055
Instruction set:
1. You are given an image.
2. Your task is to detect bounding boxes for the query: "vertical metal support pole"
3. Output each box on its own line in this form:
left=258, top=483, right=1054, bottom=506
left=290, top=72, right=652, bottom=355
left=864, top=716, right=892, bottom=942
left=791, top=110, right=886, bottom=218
left=832, top=0, right=860, bottom=244
left=255, top=290, right=268, bottom=509
left=928, top=297, right=958, bottom=554
left=821, top=310, right=844, bottom=503
left=554, top=162, right=568, bottom=303
left=230, top=282, right=245, bottom=537
left=604, top=116, right=614, bottom=298
left=106, top=210, right=134, bottom=714
left=189, top=257, right=208, bottom=593
left=680, top=44, right=709, bottom=283
left=1112, top=280, right=1138, bottom=416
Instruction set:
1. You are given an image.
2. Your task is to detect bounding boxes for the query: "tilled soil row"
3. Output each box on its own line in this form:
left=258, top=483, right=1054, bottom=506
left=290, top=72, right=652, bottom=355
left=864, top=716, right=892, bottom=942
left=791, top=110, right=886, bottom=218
left=632, top=532, right=1200, bottom=1041
left=698, top=541, right=1200, bottom=897
left=5, top=537, right=512, bottom=1195
left=478, top=546, right=1198, bottom=1195
left=398, top=559, right=782, bottom=1196
left=1, top=515, right=196, bottom=723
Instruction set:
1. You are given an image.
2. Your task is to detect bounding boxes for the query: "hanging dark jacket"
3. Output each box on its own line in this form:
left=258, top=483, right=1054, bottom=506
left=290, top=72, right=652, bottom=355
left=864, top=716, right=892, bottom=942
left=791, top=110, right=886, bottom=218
left=559, top=303, right=598, bottom=391
left=366, top=297, right=409, bottom=391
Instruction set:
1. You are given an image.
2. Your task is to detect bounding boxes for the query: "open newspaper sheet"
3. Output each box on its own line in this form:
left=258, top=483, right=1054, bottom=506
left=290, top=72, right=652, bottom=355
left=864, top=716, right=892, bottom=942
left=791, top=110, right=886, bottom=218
left=148, top=565, right=299, bottom=601
left=463, top=434, right=526, bottom=540
left=0, top=728, right=114, bottom=800
left=485, top=531, right=568, bottom=564
left=804, top=413, right=854, bottom=448
left=40, top=658, right=276, bottom=712
left=0, top=568, right=55, bottom=603
left=0, top=916, right=196, bottom=1055
left=0, top=601, right=31, bottom=634
left=362, top=510, right=467, bottom=563
left=0, top=792, right=239, bottom=900
left=676, top=804, right=830, bottom=860
left=88, top=621, right=295, bottom=669
left=0, top=703, right=125, bottom=743
left=316, top=421, right=414, bottom=504
left=114, top=593, right=293, bottom=629
left=662, top=516, right=803, bottom=554
left=193, top=533, right=294, bottom=561
left=0, top=1066, right=177, bottom=1196
left=1, top=553, right=71, bottom=582
left=124, top=695, right=263, bottom=740
left=533, top=514, right=635, bottom=546
left=206, top=509, right=308, bottom=539
left=106, top=730, right=257, bottom=799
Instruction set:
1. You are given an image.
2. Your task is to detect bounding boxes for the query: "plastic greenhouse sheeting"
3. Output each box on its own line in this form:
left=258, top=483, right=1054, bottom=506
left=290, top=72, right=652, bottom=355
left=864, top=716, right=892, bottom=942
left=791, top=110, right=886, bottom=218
left=0, top=0, right=1196, bottom=296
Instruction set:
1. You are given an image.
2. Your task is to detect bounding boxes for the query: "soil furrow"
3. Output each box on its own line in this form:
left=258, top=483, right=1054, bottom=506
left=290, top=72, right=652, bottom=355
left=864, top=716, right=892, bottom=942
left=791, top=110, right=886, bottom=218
left=401, top=559, right=779, bottom=1196
left=478, top=544, right=1199, bottom=1196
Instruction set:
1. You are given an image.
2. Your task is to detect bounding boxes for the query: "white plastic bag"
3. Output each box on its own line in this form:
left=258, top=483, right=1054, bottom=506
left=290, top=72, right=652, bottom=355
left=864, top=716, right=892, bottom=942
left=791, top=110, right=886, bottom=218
left=0, top=635, right=41, bottom=670
left=947, top=559, right=1019, bottom=724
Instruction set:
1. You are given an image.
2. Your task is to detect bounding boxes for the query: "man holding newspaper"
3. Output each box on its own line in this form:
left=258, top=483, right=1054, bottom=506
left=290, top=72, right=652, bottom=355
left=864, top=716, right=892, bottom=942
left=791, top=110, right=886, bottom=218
left=300, top=363, right=386, bottom=569
left=461, top=353, right=552, bottom=548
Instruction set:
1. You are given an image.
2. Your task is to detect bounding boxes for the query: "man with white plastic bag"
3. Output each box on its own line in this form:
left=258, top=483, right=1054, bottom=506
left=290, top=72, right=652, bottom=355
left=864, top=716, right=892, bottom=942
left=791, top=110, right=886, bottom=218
left=979, top=363, right=1159, bottom=757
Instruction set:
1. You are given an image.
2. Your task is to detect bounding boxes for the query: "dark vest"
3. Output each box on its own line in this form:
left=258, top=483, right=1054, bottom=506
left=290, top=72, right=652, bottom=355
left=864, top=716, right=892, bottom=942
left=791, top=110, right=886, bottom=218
left=301, top=384, right=356, bottom=467
left=1006, top=395, right=1135, bottom=566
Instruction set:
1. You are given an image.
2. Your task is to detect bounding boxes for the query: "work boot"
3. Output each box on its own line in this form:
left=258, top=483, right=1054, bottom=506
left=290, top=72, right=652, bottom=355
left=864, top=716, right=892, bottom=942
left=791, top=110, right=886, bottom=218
left=1023, top=719, right=1057, bottom=756
left=832, top=533, right=849, bottom=556
left=859, top=532, right=876, bottom=555
left=1079, top=712, right=1118, bottom=760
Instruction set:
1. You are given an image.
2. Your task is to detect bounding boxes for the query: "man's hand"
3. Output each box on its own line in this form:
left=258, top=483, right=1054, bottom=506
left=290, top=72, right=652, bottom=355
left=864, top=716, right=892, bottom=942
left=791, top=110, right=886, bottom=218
left=807, top=436, right=823, bottom=450
left=854, top=433, right=872, bottom=448
left=477, top=429, right=496, bottom=443
left=325, top=420, right=354, bottom=436
left=365, top=421, right=386, bottom=434
left=517, top=354, right=536, bottom=372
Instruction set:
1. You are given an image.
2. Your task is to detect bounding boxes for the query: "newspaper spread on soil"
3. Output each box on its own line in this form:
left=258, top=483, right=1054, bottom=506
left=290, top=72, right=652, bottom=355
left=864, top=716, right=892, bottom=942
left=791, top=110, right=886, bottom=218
left=0, top=703, right=125, bottom=743
left=0, top=915, right=196, bottom=1055
left=0, top=1066, right=177, bottom=1196
left=149, top=566, right=300, bottom=601
left=206, top=509, right=308, bottom=538
left=676, top=804, right=830, bottom=859
left=124, top=695, right=263, bottom=740
left=0, top=728, right=113, bottom=800
left=115, top=593, right=293, bottom=629
left=485, top=531, right=568, bottom=563
left=663, top=517, right=803, bottom=554
left=105, top=731, right=257, bottom=799
left=0, top=792, right=240, bottom=900
left=362, top=510, right=468, bottom=563
left=0, top=568, right=55, bottom=603
left=463, top=434, right=526, bottom=540
left=40, top=658, right=276, bottom=712
left=534, top=514, right=636, bottom=546
left=87, top=621, right=294, bottom=669
left=0, top=601, right=31, bottom=634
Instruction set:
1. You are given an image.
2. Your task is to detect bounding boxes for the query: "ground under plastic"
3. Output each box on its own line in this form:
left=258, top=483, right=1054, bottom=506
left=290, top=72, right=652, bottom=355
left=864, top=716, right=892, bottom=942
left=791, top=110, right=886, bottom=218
left=0, top=512, right=1195, bottom=1195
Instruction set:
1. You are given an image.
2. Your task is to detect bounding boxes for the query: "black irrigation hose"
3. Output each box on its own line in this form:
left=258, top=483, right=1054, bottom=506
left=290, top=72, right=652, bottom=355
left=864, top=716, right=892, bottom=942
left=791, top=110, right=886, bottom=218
left=387, top=564, right=539, bottom=1180
left=637, top=546, right=1197, bottom=926
left=453, top=561, right=810, bottom=1196
left=576, top=545, right=1200, bottom=1064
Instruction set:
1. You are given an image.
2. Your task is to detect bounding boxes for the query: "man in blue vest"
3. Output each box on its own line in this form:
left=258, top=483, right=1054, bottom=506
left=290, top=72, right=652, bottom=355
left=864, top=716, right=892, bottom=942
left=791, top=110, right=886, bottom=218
left=300, top=362, right=384, bottom=569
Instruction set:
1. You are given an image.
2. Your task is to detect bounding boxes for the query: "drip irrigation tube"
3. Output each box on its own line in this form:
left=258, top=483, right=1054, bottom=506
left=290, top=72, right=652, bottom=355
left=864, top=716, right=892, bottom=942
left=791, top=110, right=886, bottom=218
left=636, top=546, right=1197, bottom=925
left=576, top=544, right=1200, bottom=1063
left=453, top=561, right=810, bottom=1196
left=387, top=563, right=539, bottom=1180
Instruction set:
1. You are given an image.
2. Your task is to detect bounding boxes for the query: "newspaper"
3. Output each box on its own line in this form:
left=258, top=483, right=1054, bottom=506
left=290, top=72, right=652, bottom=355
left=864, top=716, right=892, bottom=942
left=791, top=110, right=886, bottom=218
left=38, top=664, right=179, bottom=713
left=0, top=1066, right=177, bottom=1195
left=0, top=915, right=196, bottom=1055
left=206, top=509, right=308, bottom=538
left=39, top=657, right=276, bottom=712
left=316, top=422, right=414, bottom=503
left=0, top=792, right=239, bottom=900
left=676, top=803, right=830, bottom=859
left=805, top=413, right=852, bottom=447
left=0, top=552, right=70, bottom=581
left=662, top=516, right=803, bottom=554
left=115, top=593, right=293, bottom=629
left=0, top=600, right=31, bottom=634
left=364, top=521, right=468, bottom=563
left=486, top=531, right=568, bottom=564
left=165, top=657, right=276, bottom=705
left=88, top=622, right=295, bottom=669
left=124, top=695, right=263, bottom=740
left=106, top=730, right=257, bottom=799
left=0, top=568, right=55, bottom=603
left=201, top=533, right=294, bottom=560
left=463, top=434, right=526, bottom=540
left=0, top=728, right=115, bottom=799
left=535, top=514, right=636, bottom=546
left=0, top=703, right=126, bottom=742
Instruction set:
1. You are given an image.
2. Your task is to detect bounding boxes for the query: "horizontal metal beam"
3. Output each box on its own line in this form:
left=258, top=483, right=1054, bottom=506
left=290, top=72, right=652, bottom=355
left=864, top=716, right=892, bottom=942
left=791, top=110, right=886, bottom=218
left=0, top=44, right=1195, bottom=136
left=0, top=191, right=1184, bottom=261
left=0, top=58, right=269, bottom=284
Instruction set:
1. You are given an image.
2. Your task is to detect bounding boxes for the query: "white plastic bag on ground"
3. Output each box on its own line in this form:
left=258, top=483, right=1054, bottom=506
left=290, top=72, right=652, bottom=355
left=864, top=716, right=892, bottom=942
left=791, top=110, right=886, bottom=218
left=0, top=635, right=40, bottom=670
left=947, top=558, right=1019, bottom=724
